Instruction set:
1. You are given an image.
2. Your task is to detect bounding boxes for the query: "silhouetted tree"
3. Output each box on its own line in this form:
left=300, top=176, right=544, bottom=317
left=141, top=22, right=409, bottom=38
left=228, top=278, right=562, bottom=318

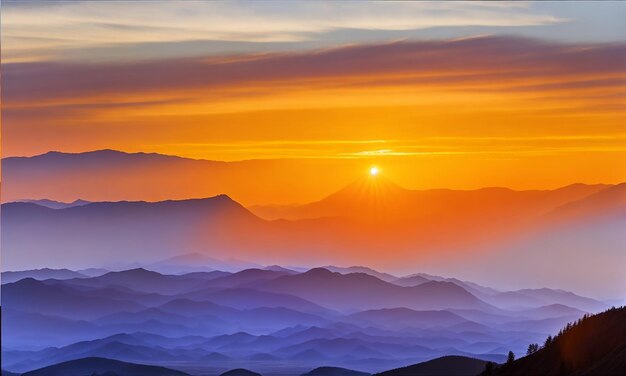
left=526, top=343, right=539, bottom=355
left=507, top=351, right=515, bottom=364
left=545, top=335, right=553, bottom=347
left=484, top=361, right=494, bottom=375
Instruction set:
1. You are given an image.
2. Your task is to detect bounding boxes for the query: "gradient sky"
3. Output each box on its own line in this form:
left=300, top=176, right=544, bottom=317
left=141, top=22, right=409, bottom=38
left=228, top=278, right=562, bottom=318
left=2, top=1, right=625, bottom=199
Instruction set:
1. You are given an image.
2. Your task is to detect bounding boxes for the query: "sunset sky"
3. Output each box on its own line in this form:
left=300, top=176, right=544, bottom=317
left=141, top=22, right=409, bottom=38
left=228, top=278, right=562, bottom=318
left=2, top=1, right=625, bottom=202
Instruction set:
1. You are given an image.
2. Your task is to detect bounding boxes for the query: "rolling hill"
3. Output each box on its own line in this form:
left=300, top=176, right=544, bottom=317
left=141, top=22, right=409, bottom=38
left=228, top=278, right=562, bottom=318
left=1, top=265, right=603, bottom=375
left=256, top=268, right=492, bottom=311
left=375, top=355, right=488, bottom=376
left=1, top=268, right=86, bottom=284
left=2, top=278, right=145, bottom=320
left=219, top=369, right=262, bottom=376
left=302, top=366, right=370, bottom=376
left=20, top=357, right=189, bottom=376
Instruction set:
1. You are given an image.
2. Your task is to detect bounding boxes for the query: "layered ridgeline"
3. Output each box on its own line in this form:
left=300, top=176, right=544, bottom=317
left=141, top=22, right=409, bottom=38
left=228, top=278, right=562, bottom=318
left=2, top=169, right=625, bottom=300
left=1, top=264, right=615, bottom=375
left=2, top=150, right=624, bottom=375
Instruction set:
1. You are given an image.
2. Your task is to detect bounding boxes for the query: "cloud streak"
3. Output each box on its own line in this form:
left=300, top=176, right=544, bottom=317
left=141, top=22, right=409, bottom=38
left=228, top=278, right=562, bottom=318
left=2, top=36, right=624, bottom=173
left=4, top=36, right=625, bottom=108
left=139, top=135, right=626, bottom=160
left=2, top=1, right=566, bottom=62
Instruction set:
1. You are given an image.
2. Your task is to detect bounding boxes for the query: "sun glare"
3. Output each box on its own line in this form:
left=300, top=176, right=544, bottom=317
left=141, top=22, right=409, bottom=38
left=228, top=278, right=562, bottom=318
left=370, top=166, right=379, bottom=176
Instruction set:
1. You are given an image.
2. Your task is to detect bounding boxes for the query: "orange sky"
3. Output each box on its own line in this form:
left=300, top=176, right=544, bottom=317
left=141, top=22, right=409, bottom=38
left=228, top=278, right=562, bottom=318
left=2, top=13, right=626, bottom=204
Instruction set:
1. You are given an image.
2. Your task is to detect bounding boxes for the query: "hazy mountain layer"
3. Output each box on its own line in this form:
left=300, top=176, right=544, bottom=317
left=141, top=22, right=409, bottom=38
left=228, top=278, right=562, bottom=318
left=1, top=266, right=606, bottom=375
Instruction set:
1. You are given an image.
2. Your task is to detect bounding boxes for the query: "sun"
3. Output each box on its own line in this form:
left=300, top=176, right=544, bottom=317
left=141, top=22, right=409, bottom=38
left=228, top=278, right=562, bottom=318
left=370, top=166, right=379, bottom=176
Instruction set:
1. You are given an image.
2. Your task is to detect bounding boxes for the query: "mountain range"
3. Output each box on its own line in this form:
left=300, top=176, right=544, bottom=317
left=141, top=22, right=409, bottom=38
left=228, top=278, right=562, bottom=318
left=3, top=173, right=624, bottom=299
left=1, top=265, right=610, bottom=375
left=2, top=148, right=623, bottom=375
left=1, top=149, right=350, bottom=205
left=6, top=305, right=622, bottom=376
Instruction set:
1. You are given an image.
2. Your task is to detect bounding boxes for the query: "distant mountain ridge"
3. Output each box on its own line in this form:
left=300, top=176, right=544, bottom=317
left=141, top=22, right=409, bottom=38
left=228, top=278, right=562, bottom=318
left=1, top=268, right=87, bottom=284
left=3, top=183, right=623, bottom=292
left=3, top=149, right=623, bottom=284
left=1, top=195, right=263, bottom=270
left=14, top=199, right=91, bottom=209
left=252, top=178, right=611, bottom=221
left=540, top=182, right=626, bottom=225
left=3, top=149, right=192, bottom=169
left=255, top=268, right=493, bottom=311
left=1, top=149, right=336, bottom=205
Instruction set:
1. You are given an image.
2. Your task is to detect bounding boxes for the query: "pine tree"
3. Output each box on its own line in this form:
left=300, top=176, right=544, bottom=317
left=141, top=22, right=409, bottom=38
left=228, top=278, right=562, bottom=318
left=484, top=361, right=494, bottom=375
left=526, top=343, right=539, bottom=354
left=507, top=350, right=515, bottom=364
left=545, top=335, right=553, bottom=347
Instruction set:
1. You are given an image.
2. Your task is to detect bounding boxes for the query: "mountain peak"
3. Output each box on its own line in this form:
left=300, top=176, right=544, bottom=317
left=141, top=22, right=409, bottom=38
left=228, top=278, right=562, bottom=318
left=291, top=175, right=412, bottom=220
left=97, top=268, right=166, bottom=281
left=336, top=175, right=408, bottom=197
left=219, top=369, right=262, bottom=376
left=304, top=267, right=335, bottom=276
left=115, top=267, right=160, bottom=275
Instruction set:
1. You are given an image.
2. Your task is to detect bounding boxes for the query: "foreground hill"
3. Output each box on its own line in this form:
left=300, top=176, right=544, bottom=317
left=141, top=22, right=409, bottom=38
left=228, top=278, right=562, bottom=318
left=375, top=355, right=488, bottom=376
left=492, top=306, right=626, bottom=376
left=302, top=367, right=370, bottom=376
left=21, top=357, right=189, bottom=376
left=219, top=369, right=262, bottom=376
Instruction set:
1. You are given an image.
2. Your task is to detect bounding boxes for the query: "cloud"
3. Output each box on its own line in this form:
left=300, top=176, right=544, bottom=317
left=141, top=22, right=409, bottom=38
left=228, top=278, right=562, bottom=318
left=3, top=36, right=624, bottom=161
left=2, top=1, right=565, bottom=62
left=4, top=36, right=625, bottom=108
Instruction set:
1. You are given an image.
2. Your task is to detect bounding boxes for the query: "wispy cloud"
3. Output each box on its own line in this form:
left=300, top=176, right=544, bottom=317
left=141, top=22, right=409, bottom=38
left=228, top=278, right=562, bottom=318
left=2, top=1, right=565, bottom=62
left=3, top=36, right=625, bottom=160
left=136, top=135, right=626, bottom=160
left=4, top=36, right=624, bottom=109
